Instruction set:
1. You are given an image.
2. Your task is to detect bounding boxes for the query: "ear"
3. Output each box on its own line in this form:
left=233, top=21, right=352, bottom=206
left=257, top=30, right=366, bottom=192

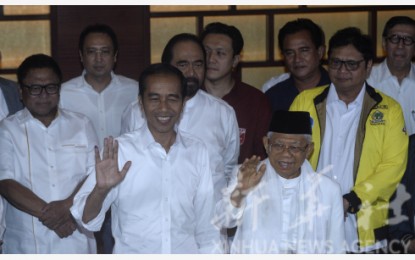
left=263, top=136, right=269, bottom=154
left=317, top=45, right=326, bottom=60
left=365, top=59, right=373, bottom=78
left=382, top=37, right=387, bottom=51
left=79, top=50, right=83, bottom=63
left=232, top=54, right=240, bottom=69
left=114, top=51, right=118, bottom=63
left=305, top=142, right=314, bottom=159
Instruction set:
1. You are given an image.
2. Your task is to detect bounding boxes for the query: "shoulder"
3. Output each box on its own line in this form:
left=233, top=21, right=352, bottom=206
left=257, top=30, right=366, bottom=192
left=0, top=77, right=17, bottom=89
left=295, top=85, right=328, bottom=102
left=198, top=90, right=235, bottom=112
left=59, top=108, right=93, bottom=124
left=62, top=75, right=83, bottom=86
left=261, top=72, right=290, bottom=92
left=239, top=81, right=267, bottom=97
left=114, top=74, right=139, bottom=87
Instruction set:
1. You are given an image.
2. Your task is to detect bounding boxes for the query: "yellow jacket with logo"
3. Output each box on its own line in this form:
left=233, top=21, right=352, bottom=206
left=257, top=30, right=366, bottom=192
left=290, top=84, right=408, bottom=249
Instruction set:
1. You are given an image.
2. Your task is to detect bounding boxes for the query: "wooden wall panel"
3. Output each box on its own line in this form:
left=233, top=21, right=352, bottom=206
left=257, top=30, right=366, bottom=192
left=51, top=5, right=150, bottom=82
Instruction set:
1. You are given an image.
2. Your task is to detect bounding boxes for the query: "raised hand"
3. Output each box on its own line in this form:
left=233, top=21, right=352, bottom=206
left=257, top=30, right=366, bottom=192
left=95, top=136, right=131, bottom=192
left=230, top=155, right=266, bottom=207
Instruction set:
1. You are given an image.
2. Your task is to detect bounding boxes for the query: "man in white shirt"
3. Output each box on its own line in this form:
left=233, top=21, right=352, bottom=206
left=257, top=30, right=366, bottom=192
left=71, top=63, right=221, bottom=253
left=367, top=16, right=415, bottom=135
left=0, top=54, right=97, bottom=253
left=214, top=110, right=345, bottom=253
left=121, top=33, right=239, bottom=203
left=60, top=24, right=139, bottom=253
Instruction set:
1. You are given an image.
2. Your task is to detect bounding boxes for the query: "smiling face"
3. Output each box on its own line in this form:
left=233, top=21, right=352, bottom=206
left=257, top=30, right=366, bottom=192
left=383, top=24, right=415, bottom=72
left=263, top=132, right=313, bottom=179
left=139, top=73, right=184, bottom=140
left=20, top=67, right=60, bottom=126
left=203, top=33, right=239, bottom=84
left=282, top=30, right=324, bottom=82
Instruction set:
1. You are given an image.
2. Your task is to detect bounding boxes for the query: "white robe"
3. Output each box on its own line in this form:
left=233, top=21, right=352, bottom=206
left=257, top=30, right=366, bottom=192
left=214, top=159, right=346, bottom=254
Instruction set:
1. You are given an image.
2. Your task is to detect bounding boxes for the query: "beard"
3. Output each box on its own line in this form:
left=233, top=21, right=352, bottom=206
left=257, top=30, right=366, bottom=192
left=185, top=77, right=200, bottom=98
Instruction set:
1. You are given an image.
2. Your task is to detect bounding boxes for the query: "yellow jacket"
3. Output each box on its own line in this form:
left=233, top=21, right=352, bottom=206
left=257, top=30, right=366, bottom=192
left=290, top=84, right=408, bottom=248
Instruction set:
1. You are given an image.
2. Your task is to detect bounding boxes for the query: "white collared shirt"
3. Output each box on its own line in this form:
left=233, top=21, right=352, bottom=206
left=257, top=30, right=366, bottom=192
left=318, top=84, right=364, bottom=252
left=367, top=59, right=415, bottom=135
left=121, top=89, right=240, bottom=202
left=0, top=89, right=8, bottom=121
left=215, top=159, right=345, bottom=254
left=60, top=70, right=139, bottom=148
left=0, top=108, right=98, bottom=253
left=71, top=125, right=221, bottom=254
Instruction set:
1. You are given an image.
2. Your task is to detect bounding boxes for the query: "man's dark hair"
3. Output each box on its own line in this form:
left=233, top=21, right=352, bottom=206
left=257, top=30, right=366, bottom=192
left=161, top=33, right=206, bottom=64
left=200, top=22, right=244, bottom=56
left=278, top=18, right=325, bottom=51
left=78, top=23, right=118, bottom=54
left=139, top=63, right=187, bottom=100
left=17, top=54, right=62, bottom=86
left=382, top=16, right=415, bottom=37
left=328, top=27, right=374, bottom=65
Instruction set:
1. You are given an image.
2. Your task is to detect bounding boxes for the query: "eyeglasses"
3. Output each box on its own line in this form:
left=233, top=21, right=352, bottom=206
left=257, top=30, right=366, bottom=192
left=269, top=143, right=309, bottom=155
left=328, top=58, right=365, bottom=71
left=84, top=48, right=113, bottom=58
left=22, top=83, right=60, bottom=96
left=386, top=34, right=415, bottom=46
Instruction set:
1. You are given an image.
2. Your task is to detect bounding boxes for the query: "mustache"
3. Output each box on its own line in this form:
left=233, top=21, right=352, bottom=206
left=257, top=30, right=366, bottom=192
left=185, top=77, right=199, bottom=86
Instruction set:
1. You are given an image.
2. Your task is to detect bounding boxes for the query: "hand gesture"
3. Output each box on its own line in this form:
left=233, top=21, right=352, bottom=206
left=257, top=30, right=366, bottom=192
left=95, top=136, right=131, bottom=193
left=231, top=155, right=266, bottom=207
left=39, top=199, right=73, bottom=231
left=53, top=217, right=77, bottom=238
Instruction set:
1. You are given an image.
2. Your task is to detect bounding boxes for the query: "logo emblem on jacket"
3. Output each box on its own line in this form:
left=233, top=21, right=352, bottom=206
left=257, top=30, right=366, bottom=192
left=239, top=128, right=246, bottom=145
left=370, top=110, right=385, bottom=125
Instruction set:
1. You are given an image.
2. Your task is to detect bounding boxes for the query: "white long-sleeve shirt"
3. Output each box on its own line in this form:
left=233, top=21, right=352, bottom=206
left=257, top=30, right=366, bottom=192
left=0, top=89, right=8, bottom=121
left=0, top=108, right=98, bottom=253
left=367, top=59, right=415, bottom=135
left=215, top=159, right=346, bottom=254
left=60, top=70, right=139, bottom=148
left=121, top=89, right=240, bottom=202
left=71, top=125, right=222, bottom=253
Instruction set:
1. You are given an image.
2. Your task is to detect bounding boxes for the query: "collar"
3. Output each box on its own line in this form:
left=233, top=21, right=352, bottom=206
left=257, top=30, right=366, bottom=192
left=379, top=59, right=415, bottom=82
left=17, top=107, right=60, bottom=127
left=80, top=70, right=116, bottom=90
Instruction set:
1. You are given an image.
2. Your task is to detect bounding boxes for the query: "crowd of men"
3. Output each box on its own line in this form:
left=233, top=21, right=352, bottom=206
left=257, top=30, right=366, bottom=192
left=0, top=15, right=414, bottom=254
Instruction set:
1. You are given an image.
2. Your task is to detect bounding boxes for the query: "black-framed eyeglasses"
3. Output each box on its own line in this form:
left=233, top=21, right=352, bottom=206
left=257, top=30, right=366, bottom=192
left=269, top=143, right=309, bottom=155
left=386, top=34, right=415, bottom=46
left=328, top=58, right=365, bottom=71
left=21, top=83, right=60, bottom=96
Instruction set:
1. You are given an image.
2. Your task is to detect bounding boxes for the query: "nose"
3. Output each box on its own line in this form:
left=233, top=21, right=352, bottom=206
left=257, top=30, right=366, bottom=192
left=207, top=52, right=215, bottom=64
left=397, top=38, right=405, bottom=48
left=159, top=98, right=169, bottom=111
left=184, top=64, right=196, bottom=77
left=336, top=62, right=349, bottom=72
left=94, top=51, right=103, bottom=61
